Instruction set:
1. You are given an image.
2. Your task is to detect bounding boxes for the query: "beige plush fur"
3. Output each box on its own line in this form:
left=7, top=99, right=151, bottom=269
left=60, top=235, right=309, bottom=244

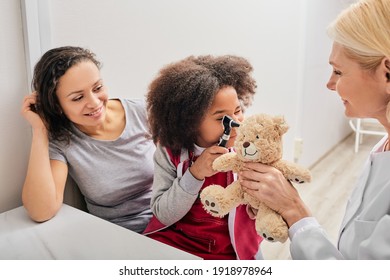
left=200, top=114, right=311, bottom=242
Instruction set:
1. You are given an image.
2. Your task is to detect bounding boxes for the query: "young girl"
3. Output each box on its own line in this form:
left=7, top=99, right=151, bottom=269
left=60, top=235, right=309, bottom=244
left=144, top=55, right=263, bottom=259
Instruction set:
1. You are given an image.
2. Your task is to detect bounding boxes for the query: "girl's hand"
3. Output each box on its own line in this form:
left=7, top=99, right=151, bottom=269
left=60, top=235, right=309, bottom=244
left=21, top=92, right=46, bottom=130
left=189, top=146, right=228, bottom=180
left=239, top=162, right=311, bottom=227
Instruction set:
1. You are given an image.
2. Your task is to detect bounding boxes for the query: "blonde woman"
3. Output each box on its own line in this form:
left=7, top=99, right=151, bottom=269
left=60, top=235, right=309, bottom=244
left=240, top=0, right=390, bottom=259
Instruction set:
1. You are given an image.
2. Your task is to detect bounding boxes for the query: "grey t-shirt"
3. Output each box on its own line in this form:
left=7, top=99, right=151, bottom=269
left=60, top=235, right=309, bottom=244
left=49, top=98, right=155, bottom=233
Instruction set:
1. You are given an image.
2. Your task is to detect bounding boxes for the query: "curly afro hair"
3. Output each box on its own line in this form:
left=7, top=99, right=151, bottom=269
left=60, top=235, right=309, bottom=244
left=146, top=54, right=257, bottom=156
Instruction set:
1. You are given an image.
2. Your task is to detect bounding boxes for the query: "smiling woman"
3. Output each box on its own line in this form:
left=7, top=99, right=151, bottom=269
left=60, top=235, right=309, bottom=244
left=239, top=0, right=390, bottom=260
left=20, top=46, right=156, bottom=234
left=54, top=61, right=124, bottom=140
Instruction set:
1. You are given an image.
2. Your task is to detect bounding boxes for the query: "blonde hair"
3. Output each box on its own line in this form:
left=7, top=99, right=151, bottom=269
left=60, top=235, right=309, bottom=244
left=327, top=0, right=390, bottom=71
left=328, top=0, right=390, bottom=122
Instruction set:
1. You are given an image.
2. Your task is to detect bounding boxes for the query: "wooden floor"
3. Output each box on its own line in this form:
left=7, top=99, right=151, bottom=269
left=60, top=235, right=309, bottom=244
left=261, top=132, right=384, bottom=260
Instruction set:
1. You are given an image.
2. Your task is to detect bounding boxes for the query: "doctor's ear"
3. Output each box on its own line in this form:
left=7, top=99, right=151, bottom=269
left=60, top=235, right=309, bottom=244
left=385, top=58, right=390, bottom=81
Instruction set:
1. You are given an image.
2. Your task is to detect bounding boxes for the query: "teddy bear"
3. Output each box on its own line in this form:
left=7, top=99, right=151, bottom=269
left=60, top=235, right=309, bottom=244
left=200, top=113, right=311, bottom=243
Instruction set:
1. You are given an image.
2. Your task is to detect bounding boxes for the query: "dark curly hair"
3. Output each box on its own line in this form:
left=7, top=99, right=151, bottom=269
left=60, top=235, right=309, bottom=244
left=146, top=55, right=257, bottom=156
left=32, top=46, right=101, bottom=143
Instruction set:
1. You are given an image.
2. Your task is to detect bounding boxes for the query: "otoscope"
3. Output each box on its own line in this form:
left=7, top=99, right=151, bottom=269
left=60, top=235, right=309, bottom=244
left=218, top=115, right=240, bottom=147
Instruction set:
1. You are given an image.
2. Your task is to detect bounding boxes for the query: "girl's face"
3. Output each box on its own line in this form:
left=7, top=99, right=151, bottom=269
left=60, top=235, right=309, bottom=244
left=55, top=61, right=108, bottom=131
left=327, top=42, right=389, bottom=120
left=196, top=86, right=244, bottom=148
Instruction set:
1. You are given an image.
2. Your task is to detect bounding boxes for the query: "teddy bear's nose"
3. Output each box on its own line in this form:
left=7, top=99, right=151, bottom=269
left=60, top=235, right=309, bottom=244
left=243, top=142, right=250, bottom=148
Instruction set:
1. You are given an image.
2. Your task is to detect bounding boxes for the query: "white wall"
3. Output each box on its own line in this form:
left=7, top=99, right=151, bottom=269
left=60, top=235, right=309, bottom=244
left=0, top=0, right=354, bottom=213
left=296, top=0, right=353, bottom=167
left=46, top=0, right=352, bottom=166
left=0, top=0, right=30, bottom=213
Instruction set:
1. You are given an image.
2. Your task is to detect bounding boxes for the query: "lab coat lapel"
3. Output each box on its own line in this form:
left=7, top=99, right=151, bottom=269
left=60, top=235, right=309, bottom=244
left=339, top=158, right=371, bottom=231
left=339, top=136, right=387, bottom=232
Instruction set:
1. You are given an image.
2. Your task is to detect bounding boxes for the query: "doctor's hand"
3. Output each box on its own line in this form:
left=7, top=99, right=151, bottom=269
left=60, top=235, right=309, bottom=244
left=239, top=161, right=311, bottom=227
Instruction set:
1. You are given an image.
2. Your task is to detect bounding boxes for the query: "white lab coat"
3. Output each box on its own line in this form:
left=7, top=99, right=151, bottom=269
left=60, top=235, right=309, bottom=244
left=290, top=136, right=390, bottom=259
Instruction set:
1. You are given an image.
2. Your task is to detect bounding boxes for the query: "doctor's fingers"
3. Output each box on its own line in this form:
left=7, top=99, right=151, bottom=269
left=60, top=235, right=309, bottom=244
left=243, top=161, right=275, bottom=173
left=240, top=180, right=279, bottom=209
left=240, top=177, right=262, bottom=191
left=240, top=167, right=283, bottom=185
left=239, top=174, right=274, bottom=192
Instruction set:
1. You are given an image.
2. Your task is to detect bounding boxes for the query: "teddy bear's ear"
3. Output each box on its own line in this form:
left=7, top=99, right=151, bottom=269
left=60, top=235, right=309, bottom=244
left=274, top=116, right=289, bottom=135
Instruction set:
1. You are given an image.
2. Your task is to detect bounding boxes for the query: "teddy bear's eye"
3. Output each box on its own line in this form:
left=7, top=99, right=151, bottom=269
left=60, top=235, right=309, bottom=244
left=256, top=135, right=260, bottom=139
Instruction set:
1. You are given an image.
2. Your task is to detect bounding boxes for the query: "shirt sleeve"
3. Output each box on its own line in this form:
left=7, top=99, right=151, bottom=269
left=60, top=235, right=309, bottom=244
left=150, top=144, right=204, bottom=226
left=289, top=217, right=344, bottom=259
left=48, top=141, right=67, bottom=163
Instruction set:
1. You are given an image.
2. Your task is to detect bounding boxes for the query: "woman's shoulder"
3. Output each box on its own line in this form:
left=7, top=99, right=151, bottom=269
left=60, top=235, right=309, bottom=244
left=117, top=98, right=146, bottom=110
left=111, top=98, right=147, bottom=118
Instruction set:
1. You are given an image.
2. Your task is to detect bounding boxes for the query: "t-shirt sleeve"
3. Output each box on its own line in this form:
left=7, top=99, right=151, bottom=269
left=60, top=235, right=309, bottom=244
left=122, top=98, right=149, bottom=132
left=49, top=141, right=67, bottom=163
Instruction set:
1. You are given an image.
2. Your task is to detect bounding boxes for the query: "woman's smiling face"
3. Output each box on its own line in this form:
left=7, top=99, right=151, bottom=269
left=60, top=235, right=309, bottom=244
left=327, top=42, right=389, bottom=120
left=55, top=60, right=108, bottom=130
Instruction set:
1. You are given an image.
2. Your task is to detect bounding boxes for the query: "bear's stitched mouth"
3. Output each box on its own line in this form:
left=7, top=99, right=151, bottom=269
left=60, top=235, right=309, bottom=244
left=244, top=149, right=258, bottom=157
left=241, top=141, right=259, bottom=160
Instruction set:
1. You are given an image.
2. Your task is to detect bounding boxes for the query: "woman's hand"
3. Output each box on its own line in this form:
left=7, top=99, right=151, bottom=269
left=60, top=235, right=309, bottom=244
left=189, top=146, right=228, bottom=180
left=239, top=162, right=311, bottom=227
left=21, top=92, right=46, bottom=130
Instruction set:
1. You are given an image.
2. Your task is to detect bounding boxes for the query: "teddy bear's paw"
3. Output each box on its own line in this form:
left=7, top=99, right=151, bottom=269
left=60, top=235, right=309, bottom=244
left=288, top=177, right=306, bottom=184
left=258, top=229, right=288, bottom=243
left=199, top=187, right=229, bottom=218
left=256, top=215, right=289, bottom=243
left=259, top=230, right=277, bottom=242
left=200, top=194, right=226, bottom=218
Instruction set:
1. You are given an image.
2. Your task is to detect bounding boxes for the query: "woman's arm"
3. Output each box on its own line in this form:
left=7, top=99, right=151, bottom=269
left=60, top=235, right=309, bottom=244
left=21, top=93, right=68, bottom=222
